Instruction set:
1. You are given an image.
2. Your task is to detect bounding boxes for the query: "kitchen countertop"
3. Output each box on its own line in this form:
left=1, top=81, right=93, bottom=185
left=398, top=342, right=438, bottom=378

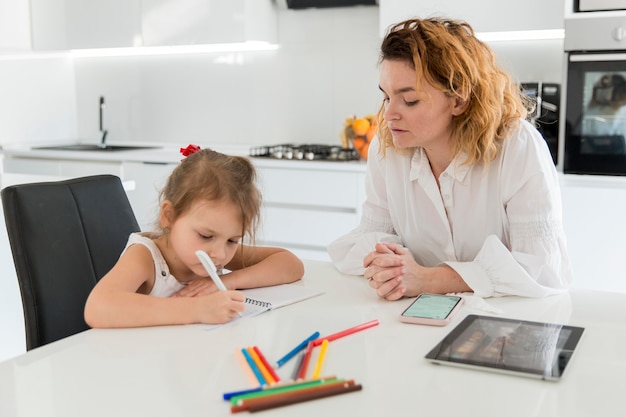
left=0, top=143, right=367, bottom=172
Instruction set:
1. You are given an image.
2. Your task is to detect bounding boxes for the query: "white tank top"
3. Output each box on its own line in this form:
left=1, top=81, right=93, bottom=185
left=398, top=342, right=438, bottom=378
left=124, top=233, right=186, bottom=297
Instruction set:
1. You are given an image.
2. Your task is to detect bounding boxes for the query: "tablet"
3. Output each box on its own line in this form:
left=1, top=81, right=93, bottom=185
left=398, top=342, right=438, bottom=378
left=425, top=314, right=584, bottom=381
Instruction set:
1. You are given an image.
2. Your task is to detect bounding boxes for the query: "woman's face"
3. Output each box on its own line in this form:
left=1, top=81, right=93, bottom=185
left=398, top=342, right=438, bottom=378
left=379, top=59, right=464, bottom=151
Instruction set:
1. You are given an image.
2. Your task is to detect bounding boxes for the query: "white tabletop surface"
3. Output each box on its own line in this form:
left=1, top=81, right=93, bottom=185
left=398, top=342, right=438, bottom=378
left=1, top=260, right=625, bottom=416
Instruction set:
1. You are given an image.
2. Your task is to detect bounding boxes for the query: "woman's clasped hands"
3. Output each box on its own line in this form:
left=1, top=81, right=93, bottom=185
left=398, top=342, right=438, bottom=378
left=364, top=242, right=469, bottom=300
left=364, top=242, right=417, bottom=301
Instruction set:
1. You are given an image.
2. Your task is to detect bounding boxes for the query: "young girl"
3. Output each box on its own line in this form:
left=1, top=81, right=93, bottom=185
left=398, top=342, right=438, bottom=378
left=84, top=146, right=304, bottom=328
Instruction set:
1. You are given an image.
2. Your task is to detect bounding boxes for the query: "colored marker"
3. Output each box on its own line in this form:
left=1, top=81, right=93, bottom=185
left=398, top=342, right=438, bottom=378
left=276, top=331, right=320, bottom=368
left=252, top=346, right=281, bottom=383
left=228, top=376, right=340, bottom=405
left=311, top=339, right=329, bottom=379
left=248, top=347, right=276, bottom=385
left=232, top=380, right=361, bottom=413
left=290, top=351, right=305, bottom=381
left=234, top=348, right=259, bottom=388
left=313, top=319, right=379, bottom=346
left=296, top=340, right=315, bottom=380
left=241, top=348, right=267, bottom=386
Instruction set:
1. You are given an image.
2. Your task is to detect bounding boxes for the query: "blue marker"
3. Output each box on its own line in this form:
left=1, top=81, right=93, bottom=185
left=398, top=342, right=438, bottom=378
left=276, top=331, right=320, bottom=368
left=241, top=348, right=267, bottom=386
left=222, top=386, right=263, bottom=401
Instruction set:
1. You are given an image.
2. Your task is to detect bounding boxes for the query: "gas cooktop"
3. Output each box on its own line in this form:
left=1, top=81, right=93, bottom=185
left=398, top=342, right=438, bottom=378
left=250, top=144, right=360, bottom=161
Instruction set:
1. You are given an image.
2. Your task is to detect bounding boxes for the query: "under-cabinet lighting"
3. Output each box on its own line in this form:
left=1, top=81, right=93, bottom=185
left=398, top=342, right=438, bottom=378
left=70, top=41, right=279, bottom=58
left=0, top=51, right=68, bottom=61
left=476, top=29, right=564, bottom=42
left=0, top=41, right=279, bottom=60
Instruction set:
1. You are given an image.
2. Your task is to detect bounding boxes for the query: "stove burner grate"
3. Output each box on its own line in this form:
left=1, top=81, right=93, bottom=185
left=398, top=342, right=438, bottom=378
left=250, top=144, right=361, bottom=161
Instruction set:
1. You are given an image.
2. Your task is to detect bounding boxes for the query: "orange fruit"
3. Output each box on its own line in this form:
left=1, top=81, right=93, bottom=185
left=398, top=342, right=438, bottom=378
left=358, top=142, right=370, bottom=159
left=353, top=137, right=365, bottom=151
left=352, top=118, right=371, bottom=136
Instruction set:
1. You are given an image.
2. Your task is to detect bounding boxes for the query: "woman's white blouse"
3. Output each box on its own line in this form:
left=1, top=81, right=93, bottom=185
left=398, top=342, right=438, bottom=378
left=327, top=119, right=573, bottom=298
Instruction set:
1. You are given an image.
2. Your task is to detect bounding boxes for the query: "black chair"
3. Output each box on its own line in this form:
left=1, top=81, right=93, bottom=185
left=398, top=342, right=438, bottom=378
left=1, top=175, right=140, bottom=350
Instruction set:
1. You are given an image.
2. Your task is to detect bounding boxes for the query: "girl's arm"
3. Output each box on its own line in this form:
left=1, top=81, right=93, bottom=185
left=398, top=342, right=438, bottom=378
left=84, top=244, right=245, bottom=328
left=222, top=245, right=305, bottom=289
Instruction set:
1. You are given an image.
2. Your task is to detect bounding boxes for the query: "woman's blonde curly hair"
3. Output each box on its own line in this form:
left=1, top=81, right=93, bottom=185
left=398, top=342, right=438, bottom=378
left=377, top=17, right=532, bottom=165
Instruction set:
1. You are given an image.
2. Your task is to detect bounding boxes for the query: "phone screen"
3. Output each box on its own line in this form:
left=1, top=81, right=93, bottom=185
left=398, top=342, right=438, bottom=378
left=402, top=294, right=462, bottom=319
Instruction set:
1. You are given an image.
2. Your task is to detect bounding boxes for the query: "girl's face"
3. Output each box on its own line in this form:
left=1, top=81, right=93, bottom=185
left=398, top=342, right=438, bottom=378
left=164, top=198, right=243, bottom=278
left=379, top=59, right=465, bottom=151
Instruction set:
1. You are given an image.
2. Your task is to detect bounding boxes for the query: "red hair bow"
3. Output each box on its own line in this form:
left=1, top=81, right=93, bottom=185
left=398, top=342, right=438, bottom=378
left=180, top=144, right=201, bottom=157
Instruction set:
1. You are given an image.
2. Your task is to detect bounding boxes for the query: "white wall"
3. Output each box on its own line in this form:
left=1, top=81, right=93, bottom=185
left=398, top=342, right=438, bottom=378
left=0, top=58, right=77, bottom=145
left=72, top=8, right=383, bottom=146
left=71, top=7, right=564, bottom=147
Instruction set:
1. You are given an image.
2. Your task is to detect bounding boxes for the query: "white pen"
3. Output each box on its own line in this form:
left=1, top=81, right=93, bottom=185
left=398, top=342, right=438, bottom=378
left=195, top=250, right=228, bottom=291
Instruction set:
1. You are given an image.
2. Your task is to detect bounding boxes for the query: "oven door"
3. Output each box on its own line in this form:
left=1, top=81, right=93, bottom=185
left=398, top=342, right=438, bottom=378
left=564, top=52, right=626, bottom=175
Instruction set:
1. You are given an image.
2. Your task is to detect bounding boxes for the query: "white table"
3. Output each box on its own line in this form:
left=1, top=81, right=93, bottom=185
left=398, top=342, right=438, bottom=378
left=1, top=260, right=625, bottom=416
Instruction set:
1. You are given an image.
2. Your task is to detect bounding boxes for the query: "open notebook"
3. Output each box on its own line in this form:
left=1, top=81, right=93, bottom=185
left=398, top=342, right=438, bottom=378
left=240, top=284, right=324, bottom=318
left=195, top=283, right=324, bottom=331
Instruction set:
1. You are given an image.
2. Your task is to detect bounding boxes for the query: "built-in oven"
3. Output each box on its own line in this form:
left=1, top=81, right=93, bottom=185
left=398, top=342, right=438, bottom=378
left=562, top=12, right=626, bottom=175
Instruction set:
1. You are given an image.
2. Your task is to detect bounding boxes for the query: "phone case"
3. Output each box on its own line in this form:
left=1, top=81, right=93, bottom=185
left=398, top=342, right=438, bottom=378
left=399, top=294, right=464, bottom=326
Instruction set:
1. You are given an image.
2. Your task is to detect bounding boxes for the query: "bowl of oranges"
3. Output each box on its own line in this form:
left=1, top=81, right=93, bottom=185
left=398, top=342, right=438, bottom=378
left=340, top=114, right=377, bottom=160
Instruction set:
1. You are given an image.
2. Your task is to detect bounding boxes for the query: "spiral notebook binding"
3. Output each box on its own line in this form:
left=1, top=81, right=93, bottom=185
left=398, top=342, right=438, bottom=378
left=245, top=297, right=272, bottom=308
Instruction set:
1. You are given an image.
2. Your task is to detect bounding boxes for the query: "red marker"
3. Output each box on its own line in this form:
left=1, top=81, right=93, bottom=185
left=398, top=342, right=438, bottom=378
left=313, top=319, right=379, bottom=346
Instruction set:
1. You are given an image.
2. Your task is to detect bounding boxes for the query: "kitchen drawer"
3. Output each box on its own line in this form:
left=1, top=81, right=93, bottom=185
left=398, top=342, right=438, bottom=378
left=259, top=206, right=359, bottom=250
left=257, top=167, right=364, bottom=209
left=3, top=157, right=122, bottom=177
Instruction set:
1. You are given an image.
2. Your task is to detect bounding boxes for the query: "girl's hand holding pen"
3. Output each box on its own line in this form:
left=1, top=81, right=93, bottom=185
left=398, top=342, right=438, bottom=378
left=195, top=290, right=246, bottom=323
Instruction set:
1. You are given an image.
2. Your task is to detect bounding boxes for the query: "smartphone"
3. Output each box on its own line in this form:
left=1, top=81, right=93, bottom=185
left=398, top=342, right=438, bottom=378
left=400, top=294, right=464, bottom=326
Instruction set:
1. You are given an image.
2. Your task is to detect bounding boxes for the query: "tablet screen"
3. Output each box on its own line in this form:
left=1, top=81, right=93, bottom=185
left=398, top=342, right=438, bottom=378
left=425, top=315, right=584, bottom=381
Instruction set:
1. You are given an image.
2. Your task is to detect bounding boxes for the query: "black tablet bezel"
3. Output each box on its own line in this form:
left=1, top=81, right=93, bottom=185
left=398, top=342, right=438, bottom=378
left=425, top=314, right=585, bottom=381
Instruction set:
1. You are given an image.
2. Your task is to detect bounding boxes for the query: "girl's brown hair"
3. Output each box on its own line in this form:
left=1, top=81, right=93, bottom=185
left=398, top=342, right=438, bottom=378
left=377, top=18, right=531, bottom=165
left=159, top=149, right=261, bottom=242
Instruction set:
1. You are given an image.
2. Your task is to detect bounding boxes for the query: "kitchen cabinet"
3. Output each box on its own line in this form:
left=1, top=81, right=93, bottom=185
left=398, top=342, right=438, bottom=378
left=122, top=161, right=176, bottom=231
left=378, top=0, right=565, bottom=36
left=255, top=161, right=366, bottom=261
left=0, top=0, right=31, bottom=51
left=141, top=0, right=277, bottom=47
left=1, top=150, right=366, bottom=261
left=30, top=0, right=142, bottom=50
left=1, top=155, right=174, bottom=232
left=2, top=156, right=122, bottom=178
left=30, top=0, right=277, bottom=51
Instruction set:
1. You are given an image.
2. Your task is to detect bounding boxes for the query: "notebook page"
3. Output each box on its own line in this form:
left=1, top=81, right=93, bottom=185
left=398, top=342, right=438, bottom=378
left=242, top=284, right=324, bottom=310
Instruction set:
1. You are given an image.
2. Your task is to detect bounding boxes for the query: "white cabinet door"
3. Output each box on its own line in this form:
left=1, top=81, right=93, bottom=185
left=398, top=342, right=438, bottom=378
left=141, top=0, right=277, bottom=46
left=255, top=165, right=366, bottom=260
left=0, top=0, right=30, bottom=51
left=30, top=0, right=276, bottom=51
left=31, top=0, right=142, bottom=50
left=122, top=161, right=176, bottom=231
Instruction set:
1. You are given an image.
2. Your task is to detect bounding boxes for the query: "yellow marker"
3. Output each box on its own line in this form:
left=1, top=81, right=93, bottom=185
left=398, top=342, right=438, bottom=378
left=311, top=339, right=329, bottom=379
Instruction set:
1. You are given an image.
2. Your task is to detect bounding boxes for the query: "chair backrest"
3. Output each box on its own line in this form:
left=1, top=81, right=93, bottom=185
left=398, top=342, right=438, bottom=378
left=1, top=175, right=140, bottom=350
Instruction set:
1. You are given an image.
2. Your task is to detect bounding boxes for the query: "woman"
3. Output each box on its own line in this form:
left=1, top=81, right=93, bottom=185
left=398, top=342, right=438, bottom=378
left=328, top=17, right=572, bottom=300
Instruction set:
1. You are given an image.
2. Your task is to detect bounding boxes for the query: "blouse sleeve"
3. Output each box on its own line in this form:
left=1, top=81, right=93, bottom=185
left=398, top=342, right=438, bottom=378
left=445, top=126, right=573, bottom=297
left=327, top=138, right=403, bottom=275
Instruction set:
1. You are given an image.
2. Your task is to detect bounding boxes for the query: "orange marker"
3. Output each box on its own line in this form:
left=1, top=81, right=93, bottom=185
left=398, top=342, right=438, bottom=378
left=247, top=347, right=276, bottom=385
left=252, top=346, right=281, bottom=383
